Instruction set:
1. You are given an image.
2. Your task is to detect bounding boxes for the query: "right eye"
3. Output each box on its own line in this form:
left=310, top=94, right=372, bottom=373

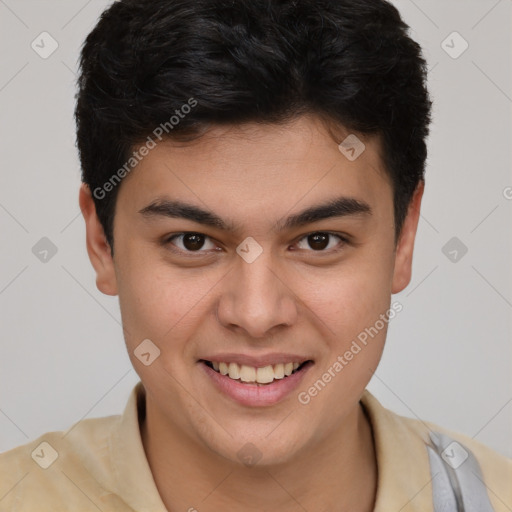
left=164, top=232, right=219, bottom=255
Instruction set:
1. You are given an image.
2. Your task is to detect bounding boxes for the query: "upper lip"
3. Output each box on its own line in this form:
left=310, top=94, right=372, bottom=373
left=200, top=353, right=313, bottom=368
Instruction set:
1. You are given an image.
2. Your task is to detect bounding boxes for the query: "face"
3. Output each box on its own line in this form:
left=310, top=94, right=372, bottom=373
left=80, top=115, right=422, bottom=465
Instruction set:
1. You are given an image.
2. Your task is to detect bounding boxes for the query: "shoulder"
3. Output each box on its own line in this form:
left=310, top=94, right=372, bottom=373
left=402, top=409, right=511, bottom=482
left=421, top=417, right=512, bottom=504
left=0, top=414, right=124, bottom=512
left=361, top=389, right=512, bottom=512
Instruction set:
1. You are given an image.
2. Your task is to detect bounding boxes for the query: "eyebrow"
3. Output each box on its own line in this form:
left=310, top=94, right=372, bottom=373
left=138, top=196, right=372, bottom=233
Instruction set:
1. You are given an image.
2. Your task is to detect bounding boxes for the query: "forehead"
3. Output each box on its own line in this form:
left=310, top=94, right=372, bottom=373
left=116, top=115, right=392, bottom=225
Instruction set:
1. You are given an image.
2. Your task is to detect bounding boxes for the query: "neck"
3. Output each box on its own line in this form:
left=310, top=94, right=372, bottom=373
left=141, top=396, right=377, bottom=512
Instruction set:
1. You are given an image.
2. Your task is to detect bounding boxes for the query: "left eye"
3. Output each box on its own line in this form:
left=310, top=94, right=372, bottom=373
left=296, top=232, right=346, bottom=252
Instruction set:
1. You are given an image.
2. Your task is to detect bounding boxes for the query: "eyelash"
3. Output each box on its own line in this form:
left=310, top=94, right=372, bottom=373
left=163, top=231, right=349, bottom=256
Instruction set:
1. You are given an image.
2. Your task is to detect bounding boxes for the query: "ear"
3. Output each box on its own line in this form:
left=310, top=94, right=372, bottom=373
left=79, top=183, right=118, bottom=296
left=391, top=181, right=424, bottom=294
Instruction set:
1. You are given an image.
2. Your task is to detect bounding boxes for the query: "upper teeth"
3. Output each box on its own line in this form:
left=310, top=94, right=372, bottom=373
left=212, top=361, right=301, bottom=384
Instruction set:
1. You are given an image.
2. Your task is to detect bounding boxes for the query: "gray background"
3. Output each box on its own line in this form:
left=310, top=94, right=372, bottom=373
left=1, top=0, right=511, bottom=457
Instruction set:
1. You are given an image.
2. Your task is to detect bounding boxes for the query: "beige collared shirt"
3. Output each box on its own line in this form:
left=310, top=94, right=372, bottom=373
left=1, top=382, right=511, bottom=511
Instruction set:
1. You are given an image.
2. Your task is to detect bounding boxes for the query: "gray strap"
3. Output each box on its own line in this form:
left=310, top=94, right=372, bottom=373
left=428, top=431, right=495, bottom=512
left=427, top=444, right=458, bottom=511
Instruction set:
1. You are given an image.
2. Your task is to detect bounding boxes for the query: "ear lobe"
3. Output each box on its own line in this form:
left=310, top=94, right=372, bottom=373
left=79, top=183, right=118, bottom=296
left=391, top=181, right=424, bottom=294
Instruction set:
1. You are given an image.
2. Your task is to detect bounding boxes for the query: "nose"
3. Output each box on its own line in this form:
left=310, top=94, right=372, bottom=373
left=216, top=252, right=299, bottom=339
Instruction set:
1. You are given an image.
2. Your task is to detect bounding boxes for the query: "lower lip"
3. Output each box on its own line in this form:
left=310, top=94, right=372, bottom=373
left=200, top=361, right=313, bottom=407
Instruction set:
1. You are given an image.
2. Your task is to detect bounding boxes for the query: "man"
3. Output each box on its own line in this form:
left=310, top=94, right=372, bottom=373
left=1, top=0, right=510, bottom=511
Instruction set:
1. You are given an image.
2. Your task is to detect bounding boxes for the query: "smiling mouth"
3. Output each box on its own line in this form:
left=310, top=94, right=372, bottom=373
left=200, top=360, right=313, bottom=385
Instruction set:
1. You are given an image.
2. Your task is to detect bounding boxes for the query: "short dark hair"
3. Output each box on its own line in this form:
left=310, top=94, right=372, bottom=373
left=75, top=0, right=432, bottom=253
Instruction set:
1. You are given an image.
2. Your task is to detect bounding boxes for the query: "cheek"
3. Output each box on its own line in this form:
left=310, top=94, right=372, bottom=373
left=297, top=251, right=394, bottom=340
left=114, top=249, right=223, bottom=348
left=295, top=265, right=394, bottom=432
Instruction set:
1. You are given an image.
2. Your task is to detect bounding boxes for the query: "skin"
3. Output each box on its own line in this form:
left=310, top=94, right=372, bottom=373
left=79, top=114, right=423, bottom=511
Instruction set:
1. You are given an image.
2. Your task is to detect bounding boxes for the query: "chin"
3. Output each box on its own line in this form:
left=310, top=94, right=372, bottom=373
left=205, top=429, right=306, bottom=468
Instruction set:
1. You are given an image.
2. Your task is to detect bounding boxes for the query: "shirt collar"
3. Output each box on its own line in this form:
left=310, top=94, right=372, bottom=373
left=360, top=389, right=434, bottom=512
left=109, top=381, right=168, bottom=512
left=109, top=383, right=435, bottom=512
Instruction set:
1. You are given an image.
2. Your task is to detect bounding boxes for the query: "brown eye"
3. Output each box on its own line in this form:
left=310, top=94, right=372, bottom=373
left=182, top=233, right=206, bottom=251
left=307, top=233, right=329, bottom=250
left=296, top=232, right=346, bottom=252
left=166, top=233, right=217, bottom=253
